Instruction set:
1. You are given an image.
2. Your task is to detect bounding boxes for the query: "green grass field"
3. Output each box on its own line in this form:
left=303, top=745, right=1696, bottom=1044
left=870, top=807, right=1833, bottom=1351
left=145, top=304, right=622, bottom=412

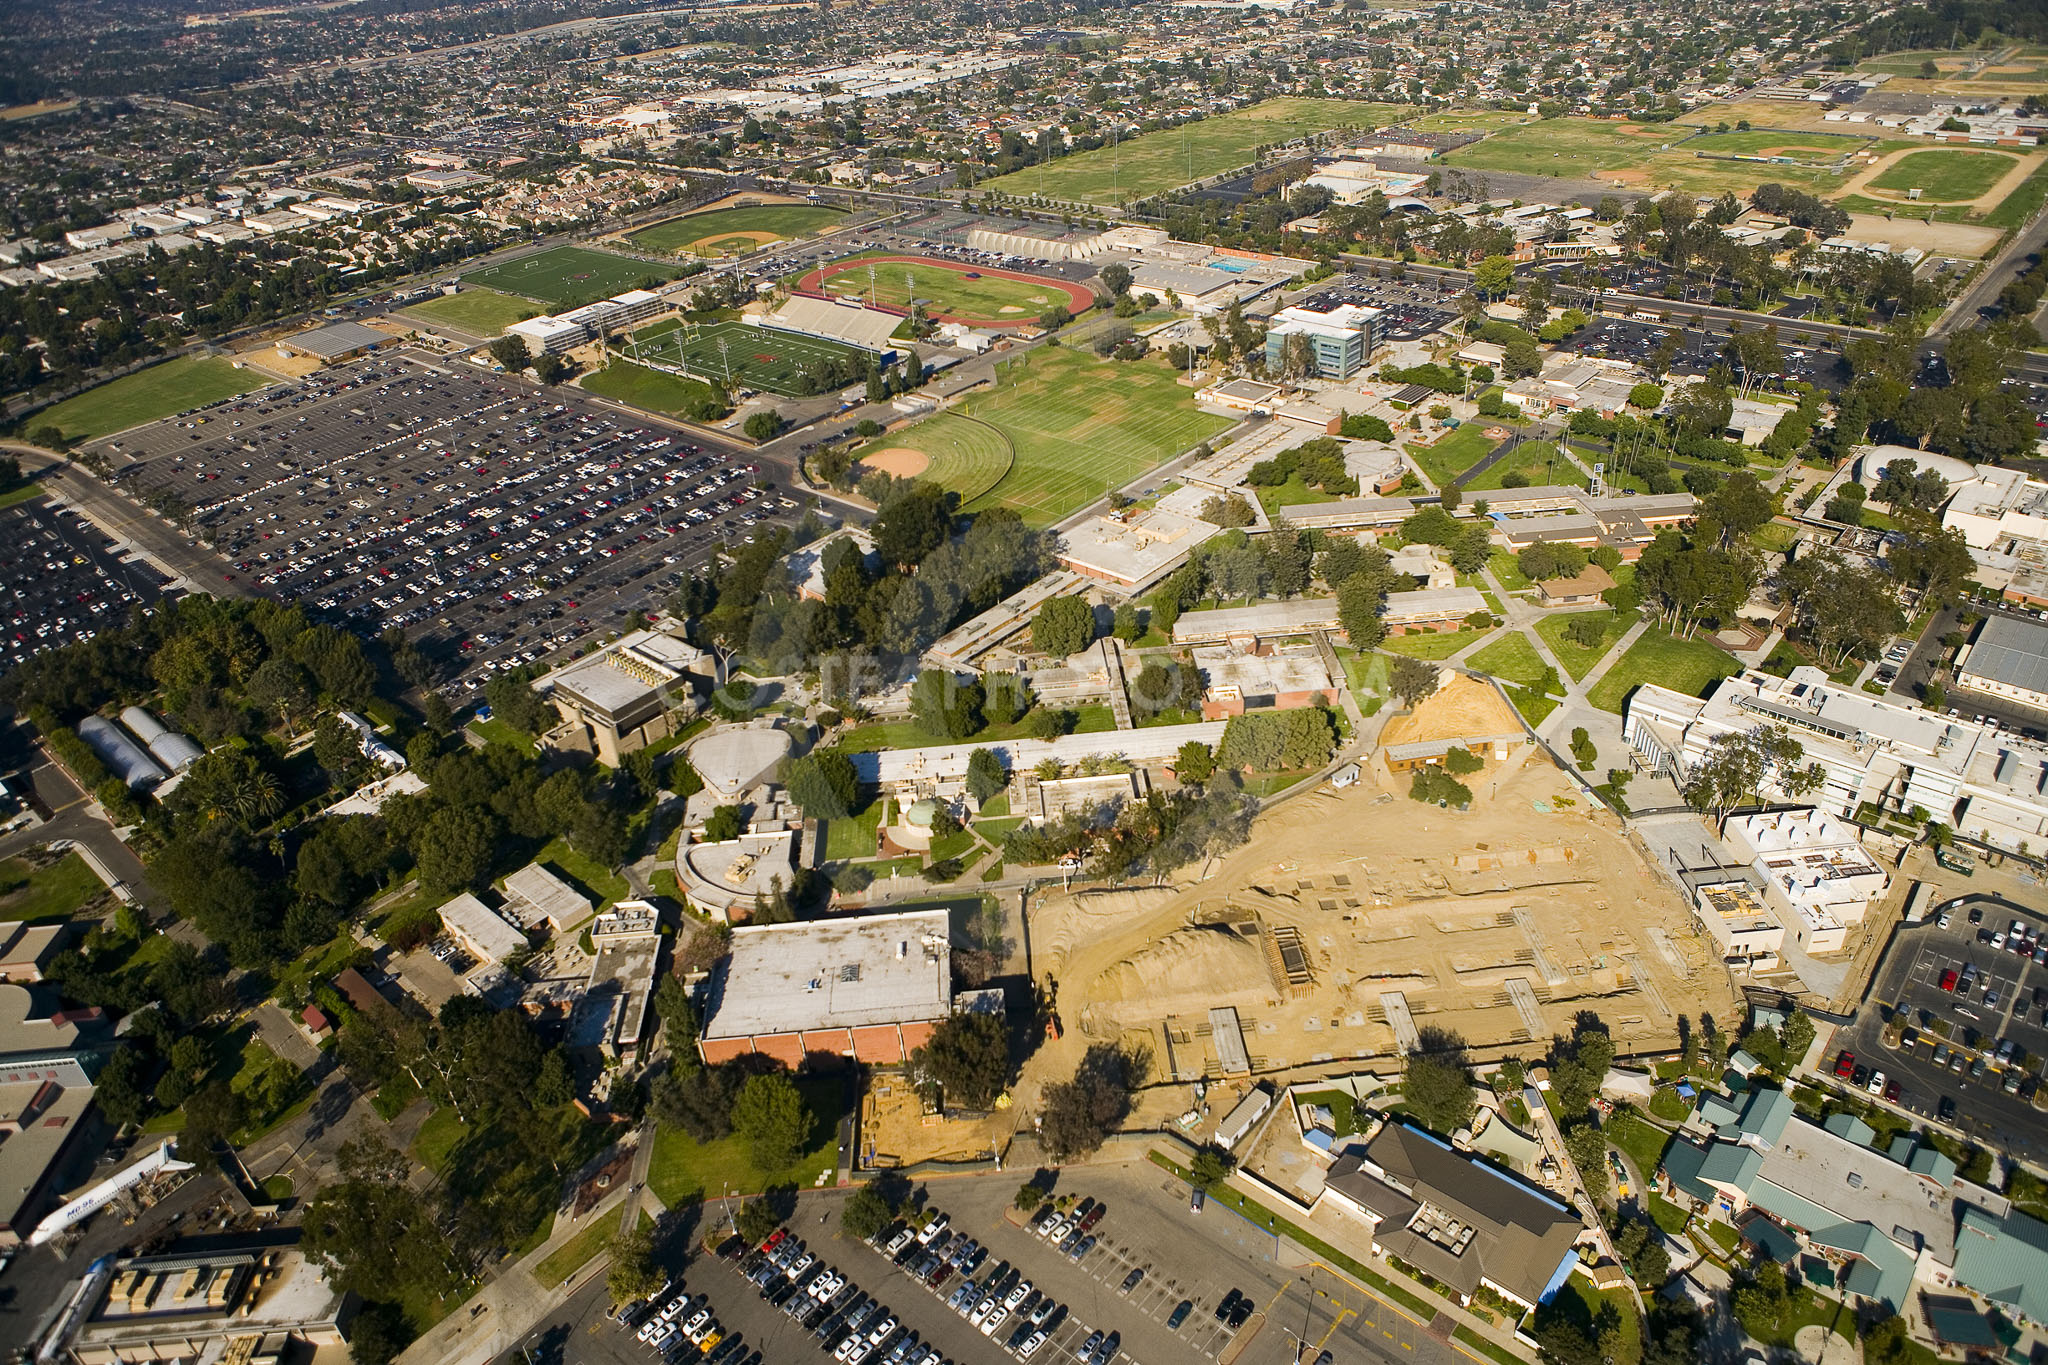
left=1444, top=117, right=1852, bottom=196
left=1462, top=439, right=1588, bottom=493
left=1536, top=608, right=1632, bottom=680
left=401, top=287, right=538, bottom=335
left=631, top=204, right=845, bottom=256
left=1586, top=626, right=1739, bottom=713
left=1405, top=424, right=1500, bottom=490
left=867, top=347, right=1233, bottom=525
left=1678, top=128, right=1872, bottom=163
left=645, top=1076, right=842, bottom=1206
left=1867, top=148, right=2019, bottom=201
left=1987, top=163, right=2048, bottom=227
left=1381, top=629, right=1485, bottom=661
left=39, top=355, right=268, bottom=441
left=868, top=415, right=1013, bottom=504
left=464, top=245, right=677, bottom=308
left=811, top=255, right=1083, bottom=324
left=0, top=852, right=103, bottom=921
left=580, top=359, right=730, bottom=419
left=1467, top=632, right=1550, bottom=688
left=981, top=98, right=1406, bottom=207
left=625, top=318, right=873, bottom=397
left=1405, top=110, right=1537, bottom=133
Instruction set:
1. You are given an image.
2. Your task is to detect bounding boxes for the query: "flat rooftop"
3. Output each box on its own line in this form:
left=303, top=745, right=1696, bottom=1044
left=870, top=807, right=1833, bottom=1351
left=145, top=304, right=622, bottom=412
left=700, top=908, right=953, bottom=1039
left=282, top=319, right=388, bottom=358
left=1056, top=506, right=1219, bottom=586
left=1961, top=615, right=2048, bottom=696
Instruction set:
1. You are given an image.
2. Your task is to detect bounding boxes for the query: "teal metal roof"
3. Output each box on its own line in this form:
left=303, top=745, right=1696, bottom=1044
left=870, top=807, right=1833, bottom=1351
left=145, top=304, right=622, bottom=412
left=1823, top=1226, right=1917, bottom=1311
left=1661, top=1139, right=1714, bottom=1203
left=1736, top=1088, right=1794, bottom=1147
left=1907, top=1143, right=1958, bottom=1186
left=1698, top=1143, right=1763, bottom=1191
left=1821, top=1112, right=1875, bottom=1147
left=1741, top=1216, right=1799, bottom=1262
left=1954, top=1205, right=2048, bottom=1325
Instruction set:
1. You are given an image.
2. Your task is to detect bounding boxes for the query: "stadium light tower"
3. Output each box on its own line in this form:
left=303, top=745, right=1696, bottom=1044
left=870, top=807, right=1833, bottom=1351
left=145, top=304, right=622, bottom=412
left=718, top=337, right=734, bottom=388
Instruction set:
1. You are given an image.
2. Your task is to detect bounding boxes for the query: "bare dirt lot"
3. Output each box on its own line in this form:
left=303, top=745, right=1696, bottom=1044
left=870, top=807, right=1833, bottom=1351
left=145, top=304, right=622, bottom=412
left=1020, top=745, right=1735, bottom=1124
left=1839, top=211, right=2005, bottom=258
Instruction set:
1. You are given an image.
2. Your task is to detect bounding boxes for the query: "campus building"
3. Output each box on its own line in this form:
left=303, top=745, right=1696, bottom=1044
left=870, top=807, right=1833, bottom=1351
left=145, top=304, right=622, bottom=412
left=536, top=629, right=707, bottom=766
left=1321, top=1123, right=1581, bottom=1311
left=1623, top=666, right=2048, bottom=854
left=696, top=908, right=953, bottom=1066
left=1261, top=303, right=1378, bottom=380
left=506, top=288, right=667, bottom=355
left=1724, top=808, right=1888, bottom=954
left=1954, top=615, right=2048, bottom=712
left=48, top=1245, right=354, bottom=1365
left=0, top=984, right=107, bottom=1248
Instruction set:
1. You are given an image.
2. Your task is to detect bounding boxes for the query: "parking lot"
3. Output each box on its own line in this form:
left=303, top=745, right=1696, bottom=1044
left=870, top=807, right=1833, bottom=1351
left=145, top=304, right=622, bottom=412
left=0, top=492, right=172, bottom=675
left=1834, top=893, right=2048, bottom=1161
left=86, top=348, right=799, bottom=699
left=1306, top=277, right=1457, bottom=342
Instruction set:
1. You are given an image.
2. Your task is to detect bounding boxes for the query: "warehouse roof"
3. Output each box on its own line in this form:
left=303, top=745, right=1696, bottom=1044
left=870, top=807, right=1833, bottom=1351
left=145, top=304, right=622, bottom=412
left=1961, top=616, right=2048, bottom=697
left=698, top=908, right=953, bottom=1039
left=282, top=319, right=389, bottom=359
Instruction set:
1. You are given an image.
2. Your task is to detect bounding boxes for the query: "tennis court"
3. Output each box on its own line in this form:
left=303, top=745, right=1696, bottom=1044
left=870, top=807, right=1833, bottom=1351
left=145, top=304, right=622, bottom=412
left=624, top=318, right=877, bottom=397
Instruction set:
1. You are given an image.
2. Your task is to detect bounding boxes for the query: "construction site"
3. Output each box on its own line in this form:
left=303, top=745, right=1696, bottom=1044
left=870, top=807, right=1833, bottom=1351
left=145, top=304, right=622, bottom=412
left=1014, top=710, right=1738, bottom=1134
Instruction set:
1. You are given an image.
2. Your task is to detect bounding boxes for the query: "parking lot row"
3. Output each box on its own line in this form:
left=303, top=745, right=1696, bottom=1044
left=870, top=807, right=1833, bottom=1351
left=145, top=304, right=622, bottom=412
left=0, top=497, right=170, bottom=675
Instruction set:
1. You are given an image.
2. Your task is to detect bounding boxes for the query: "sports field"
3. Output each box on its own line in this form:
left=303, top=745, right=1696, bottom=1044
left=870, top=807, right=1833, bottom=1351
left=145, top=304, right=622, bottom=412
left=979, top=97, right=1406, bottom=207
left=40, top=354, right=269, bottom=442
left=800, top=254, right=1094, bottom=326
left=401, top=287, right=537, bottom=335
left=1678, top=128, right=1873, bottom=163
left=630, top=204, right=845, bottom=256
left=579, top=359, right=730, bottom=420
left=1867, top=148, right=2019, bottom=201
left=863, top=347, right=1233, bottom=525
left=463, top=246, right=677, bottom=308
left=624, top=318, right=872, bottom=397
left=1442, top=117, right=1856, bottom=195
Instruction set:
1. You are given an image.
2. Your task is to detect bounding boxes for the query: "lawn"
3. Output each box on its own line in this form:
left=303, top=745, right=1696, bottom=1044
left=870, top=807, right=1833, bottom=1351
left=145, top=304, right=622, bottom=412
left=1867, top=148, right=2019, bottom=201
left=1292, top=1088, right=1367, bottom=1136
left=411, top=1105, right=468, bottom=1174
left=803, top=254, right=1090, bottom=326
left=1467, top=632, right=1550, bottom=688
left=624, top=318, right=874, bottom=398
left=1646, top=1193, right=1692, bottom=1236
left=630, top=204, right=845, bottom=256
left=1381, top=629, right=1485, bottom=661
left=645, top=1076, right=842, bottom=1206
left=1586, top=627, right=1739, bottom=714
left=824, top=797, right=885, bottom=860
left=1461, top=439, right=1587, bottom=493
left=1606, top=1109, right=1671, bottom=1178
left=837, top=704, right=1117, bottom=753
left=872, top=347, right=1233, bottom=526
left=532, top=835, right=629, bottom=907
left=1487, top=548, right=1533, bottom=592
left=1750, top=520, right=1798, bottom=553
left=37, top=355, right=269, bottom=441
left=1535, top=609, right=1632, bottom=680
left=466, top=715, right=537, bottom=755
left=579, top=359, right=730, bottom=419
left=1986, top=163, right=2048, bottom=228
left=980, top=98, right=1406, bottom=207
left=401, top=287, right=538, bottom=336
left=1505, top=685, right=1558, bottom=728
left=1677, top=128, right=1872, bottom=163
left=1405, top=423, right=1500, bottom=490
left=1339, top=647, right=1389, bottom=713
left=534, top=1215, right=616, bottom=1288
left=0, top=851, right=104, bottom=921
left=463, top=245, right=678, bottom=308
left=1442, top=117, right=1665, bottom=180
left=1255, top=473, right=1340, bottom=512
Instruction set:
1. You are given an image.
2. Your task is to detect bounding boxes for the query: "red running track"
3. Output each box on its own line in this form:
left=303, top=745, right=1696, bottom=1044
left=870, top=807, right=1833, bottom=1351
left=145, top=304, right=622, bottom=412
left=792, top=254, right=1096, bottom=327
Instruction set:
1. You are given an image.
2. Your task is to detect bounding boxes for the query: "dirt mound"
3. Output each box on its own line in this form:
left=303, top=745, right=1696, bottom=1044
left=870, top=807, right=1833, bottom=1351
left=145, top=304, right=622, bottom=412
left=1085, top=924, right=1272, bottom=1028
left=1033, top=886, right=1178, bottom=964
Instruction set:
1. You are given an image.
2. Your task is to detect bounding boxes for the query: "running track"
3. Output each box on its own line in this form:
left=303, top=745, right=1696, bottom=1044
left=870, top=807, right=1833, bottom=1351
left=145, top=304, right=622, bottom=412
left=793, top=254, right=1096, bottom=327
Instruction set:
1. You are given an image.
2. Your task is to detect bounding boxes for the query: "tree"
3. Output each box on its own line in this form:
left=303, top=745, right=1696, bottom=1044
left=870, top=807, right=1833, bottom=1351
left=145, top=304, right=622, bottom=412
left=1039, top=1043, right=1147, bottom=1162
left=731, top=1071, right=810, bottom=1171
left=302, top=1138, right=458, bottom=1303
left=1032, top=595, right=1096, bottom=659
left=965, top=747, right=1008, bottom=805
left=841, top=1183, right=894, bottom=1240
left=1111, top=603, right=1142, bottom=642
left=414, top=805, right=497, bottom=892
left=1405, top=1045, right=1477, bottom=1135
left=1389, top=656, right=1439, bottom=709
left=1190, top=1146, right=1235, bottom=1191
left=784, top=749, right=859, bottom=819
left=1627, top=382, right=1664, bottom=410
left=1100, top=262, right=1133, bottom=297
left=910, top=668, right=983, bottom=740
left=742, top=410, right=783, bottom=442
left=1014, top=1182, right=1048, bottom=1212
left=1473, top=254, right=1514, bottom=298
left=1199, top=493, right=1257, bottom=528
left=607, top=1225, right=663, bottom=1304
left=735, top=1198, right=781, bottom=1245
left=871, top=483, right=951, bottom=566
left=312, top=713, right=362, bottom=776
left=1175, top=740, right=1214, bottom=785
left=913, top=1012, right=1010, bottom=1109
left=488, top=335, right=532, bottom=372
left=533, top=353, right=571, bottom=386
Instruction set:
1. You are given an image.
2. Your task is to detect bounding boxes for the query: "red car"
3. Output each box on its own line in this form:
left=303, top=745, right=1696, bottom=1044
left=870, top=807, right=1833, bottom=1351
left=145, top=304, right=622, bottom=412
left=1940, top=968, right=1960, bottom=991
left=1833, top=1050, right=1856, bottom=1079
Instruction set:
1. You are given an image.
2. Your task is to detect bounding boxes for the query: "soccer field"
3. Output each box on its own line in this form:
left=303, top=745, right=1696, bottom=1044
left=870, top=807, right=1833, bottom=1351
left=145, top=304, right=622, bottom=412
left=463, top=246, right=677, bottom=308
left=41, top=355, right=269, bottom=442
left=979, top=98, right=1406, bottom=207
left=861, top=347, right=1233, bottom=525
left=1868, top=148, right=2019, bottom=201
left=802, top=254, right=1093, bottom=325
left=630, top=204, right=845, bottom=256
left=626, top=319, right=873, bottom=397
left=1678, top=128, right=1874, bottom=164
left=401, top=287, right=538, bottom=335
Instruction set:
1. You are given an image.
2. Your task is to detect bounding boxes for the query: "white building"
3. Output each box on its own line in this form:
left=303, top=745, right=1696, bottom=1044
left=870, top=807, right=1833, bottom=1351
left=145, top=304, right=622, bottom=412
left=1954, top=615, right=2048, bottom=711
left=1725, top=808, right=1888, bottom=954
left=1624, top=667, right=2048, bottom=855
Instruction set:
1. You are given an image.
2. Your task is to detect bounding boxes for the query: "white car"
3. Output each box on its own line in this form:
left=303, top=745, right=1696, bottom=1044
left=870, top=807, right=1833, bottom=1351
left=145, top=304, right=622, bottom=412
left=1005, top=1281, right=1033, bottom=1310
left=971, top=1298, right=997, bottom=1326
left=1867, top=1070, right=1887, bottom=1096
left=834, top=1337, right=863, bottom=1363
left=868, top=1316, right=898, bottom=1345
left=916, top=1215, right=950, bottom=1246
left=1017, top=1331, right=1049, bottom=1359
left=981, top=1307, right=1010, bottom=1337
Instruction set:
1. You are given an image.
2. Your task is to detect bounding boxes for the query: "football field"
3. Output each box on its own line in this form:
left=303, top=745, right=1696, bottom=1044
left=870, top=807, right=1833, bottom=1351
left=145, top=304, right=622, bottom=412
left=625, top=318, right=874, bottom=397
left=630, top=204, right=845, bottom=256
left=463, top=246, right=678, bottom=308
left=858, top=347, right=1232, bottom=525
left=800, top=254, right=1094, bottom=325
